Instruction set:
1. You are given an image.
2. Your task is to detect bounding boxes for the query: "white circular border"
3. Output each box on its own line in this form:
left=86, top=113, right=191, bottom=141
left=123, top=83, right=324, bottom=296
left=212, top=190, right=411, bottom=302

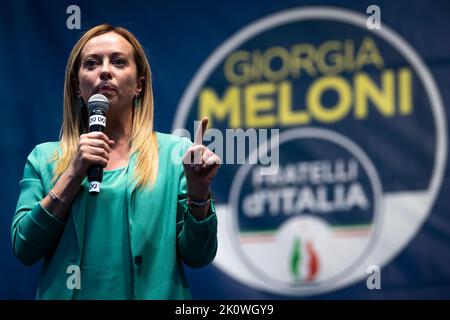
left=173, top=6, right=447, bottom=295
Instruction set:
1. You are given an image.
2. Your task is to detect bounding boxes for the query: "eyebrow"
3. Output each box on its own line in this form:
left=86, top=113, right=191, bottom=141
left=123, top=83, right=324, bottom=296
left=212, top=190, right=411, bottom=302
left=83, top=52, right=129, bottom=60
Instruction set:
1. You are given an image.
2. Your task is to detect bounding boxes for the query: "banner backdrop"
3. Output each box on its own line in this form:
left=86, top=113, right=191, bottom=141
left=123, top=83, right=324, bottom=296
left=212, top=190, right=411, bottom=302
left=1, top=0, right=450, bottom=299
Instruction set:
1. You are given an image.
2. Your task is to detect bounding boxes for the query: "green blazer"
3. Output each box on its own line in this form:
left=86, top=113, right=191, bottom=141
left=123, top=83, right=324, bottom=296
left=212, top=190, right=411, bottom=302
left=12, top=132, right=218, bottom=299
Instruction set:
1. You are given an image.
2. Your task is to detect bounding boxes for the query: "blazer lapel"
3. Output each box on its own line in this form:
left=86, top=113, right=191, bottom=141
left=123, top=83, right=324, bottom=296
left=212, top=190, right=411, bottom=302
left=71, top=182, right=88, bottom=260
left=126, top=151, right=139, bottom=222
left=127, top=136, right=160, bottom=252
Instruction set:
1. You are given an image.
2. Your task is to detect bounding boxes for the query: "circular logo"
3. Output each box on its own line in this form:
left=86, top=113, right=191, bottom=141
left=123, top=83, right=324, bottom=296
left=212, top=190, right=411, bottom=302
left=173, top=7, right=446, bottom=295
left=229, top=128, right=383, bottom=293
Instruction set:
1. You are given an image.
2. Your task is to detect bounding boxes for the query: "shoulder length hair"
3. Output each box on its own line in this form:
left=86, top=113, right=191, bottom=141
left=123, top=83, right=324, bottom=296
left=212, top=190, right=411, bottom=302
left=53, top=24, right=158, bottom=189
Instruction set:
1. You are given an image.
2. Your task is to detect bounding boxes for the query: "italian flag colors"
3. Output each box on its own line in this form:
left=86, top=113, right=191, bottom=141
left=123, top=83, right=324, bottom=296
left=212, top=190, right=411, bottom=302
left=291, top=237, right=319, bottom=282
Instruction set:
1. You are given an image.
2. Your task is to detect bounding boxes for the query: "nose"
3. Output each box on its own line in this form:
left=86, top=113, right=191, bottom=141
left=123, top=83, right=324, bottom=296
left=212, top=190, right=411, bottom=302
left=100, top=61, right=112, bottom=80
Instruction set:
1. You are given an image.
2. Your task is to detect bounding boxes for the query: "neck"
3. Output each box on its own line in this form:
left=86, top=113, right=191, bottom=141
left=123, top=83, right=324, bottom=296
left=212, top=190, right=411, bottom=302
left=104, top=107, right=132, bottom=147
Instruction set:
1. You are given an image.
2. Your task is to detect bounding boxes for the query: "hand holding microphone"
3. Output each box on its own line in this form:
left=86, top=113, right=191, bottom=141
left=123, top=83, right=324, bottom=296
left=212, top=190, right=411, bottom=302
left=86, top=94, right=110, bottom=195
left=68, top=94, right=113, bottom=195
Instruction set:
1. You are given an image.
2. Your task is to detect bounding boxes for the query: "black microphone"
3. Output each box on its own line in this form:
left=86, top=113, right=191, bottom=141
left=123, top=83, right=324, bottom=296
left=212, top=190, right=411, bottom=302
left=87, top=94, right=110, bottom=195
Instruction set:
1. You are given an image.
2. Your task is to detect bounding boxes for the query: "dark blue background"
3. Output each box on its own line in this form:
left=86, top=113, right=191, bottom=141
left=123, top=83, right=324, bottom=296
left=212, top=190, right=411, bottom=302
left=1, top=0, right=450, bottom=299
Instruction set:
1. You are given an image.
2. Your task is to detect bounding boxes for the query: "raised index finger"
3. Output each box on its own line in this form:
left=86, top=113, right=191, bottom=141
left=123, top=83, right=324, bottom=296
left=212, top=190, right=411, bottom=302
left=194, top=117, right=208, bottom=146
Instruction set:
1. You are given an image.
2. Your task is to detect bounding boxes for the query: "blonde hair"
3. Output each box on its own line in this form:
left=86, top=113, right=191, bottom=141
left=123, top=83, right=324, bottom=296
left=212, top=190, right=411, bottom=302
left=53, top=24, right=158, bottom=189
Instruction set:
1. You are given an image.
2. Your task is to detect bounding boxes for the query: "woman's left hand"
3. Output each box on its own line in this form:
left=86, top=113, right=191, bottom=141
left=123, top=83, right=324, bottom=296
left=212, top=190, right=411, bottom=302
left=182, top=117, right=221, bottom=201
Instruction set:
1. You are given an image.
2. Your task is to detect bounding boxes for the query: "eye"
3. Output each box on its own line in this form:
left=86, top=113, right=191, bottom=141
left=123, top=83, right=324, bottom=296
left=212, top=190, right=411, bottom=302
left=113, top=58, right=127, bottom=67
left=84, top=59, right=98, bottom=69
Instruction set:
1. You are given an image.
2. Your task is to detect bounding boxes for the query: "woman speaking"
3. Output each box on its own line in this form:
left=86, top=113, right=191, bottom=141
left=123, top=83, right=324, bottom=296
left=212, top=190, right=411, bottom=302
left=11, top=24, right=221, bottom=299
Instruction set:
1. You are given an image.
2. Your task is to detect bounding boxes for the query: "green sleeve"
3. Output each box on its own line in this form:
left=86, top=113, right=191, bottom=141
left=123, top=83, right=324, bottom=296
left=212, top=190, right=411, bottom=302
left=11, top=145, right=65, bottom=266
left=175, top=138, right=218, bottom=268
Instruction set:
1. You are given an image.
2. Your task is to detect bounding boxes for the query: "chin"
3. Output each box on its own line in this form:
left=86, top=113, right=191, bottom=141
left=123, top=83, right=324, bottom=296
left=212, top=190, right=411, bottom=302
left=100, top=92, right=115, bottom=101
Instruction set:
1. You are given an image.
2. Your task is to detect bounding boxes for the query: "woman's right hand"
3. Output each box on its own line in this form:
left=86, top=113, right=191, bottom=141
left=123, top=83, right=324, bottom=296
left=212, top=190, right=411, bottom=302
left=69, top=132, right=115, bottom=180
